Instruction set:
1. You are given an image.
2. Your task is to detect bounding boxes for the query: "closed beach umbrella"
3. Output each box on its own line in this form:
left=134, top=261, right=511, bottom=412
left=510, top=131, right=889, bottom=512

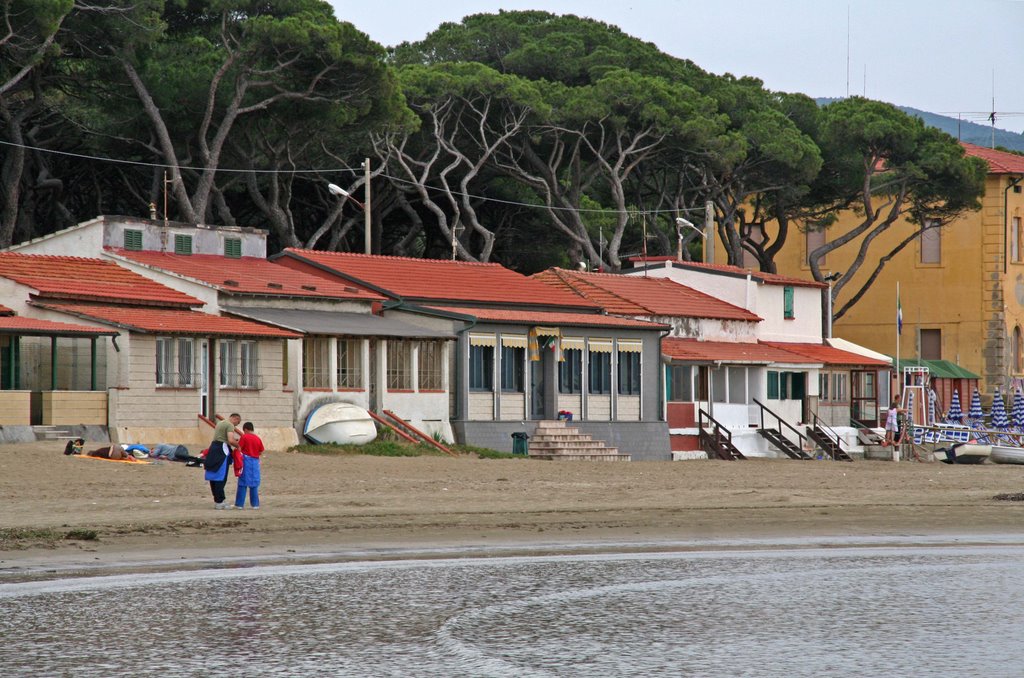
left=1013, top=388, right=1024, bottom=429
left=928, top=389, right=937, bottom=426
left=946, top=390, right=963, bottom=423
left=990, top=390, right=1010, bottom=429
left=968, top=388, right=984, bottom=421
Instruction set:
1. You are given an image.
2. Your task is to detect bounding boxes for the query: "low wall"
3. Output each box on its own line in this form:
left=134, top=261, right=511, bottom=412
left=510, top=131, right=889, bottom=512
left=0, top=391, right=31, bottom=425
left=42, top=391, right=107, bottom=425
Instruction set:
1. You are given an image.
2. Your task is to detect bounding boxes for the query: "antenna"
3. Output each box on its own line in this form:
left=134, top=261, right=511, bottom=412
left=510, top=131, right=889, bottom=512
left=991, top=69, right=996, bottom=148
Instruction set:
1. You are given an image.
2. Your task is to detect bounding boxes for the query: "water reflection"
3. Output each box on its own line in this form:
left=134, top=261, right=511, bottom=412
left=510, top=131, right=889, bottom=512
left=3, top=546, right=1024, bottom=676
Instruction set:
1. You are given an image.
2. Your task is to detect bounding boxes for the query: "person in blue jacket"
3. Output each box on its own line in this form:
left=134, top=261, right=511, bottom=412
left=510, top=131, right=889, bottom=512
left=205, top=431, right=239, bottom=509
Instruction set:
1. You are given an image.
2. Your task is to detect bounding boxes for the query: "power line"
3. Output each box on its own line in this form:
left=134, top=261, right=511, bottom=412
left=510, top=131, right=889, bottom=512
left=0, top=138, right=709, bottom=217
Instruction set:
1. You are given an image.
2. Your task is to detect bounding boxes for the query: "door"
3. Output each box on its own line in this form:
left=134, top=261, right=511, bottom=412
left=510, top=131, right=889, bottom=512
left=530, top=359, right=545, bottom=419
left=199, top=340, right=209, bottom=417
left=851, top=369, right=878, bottom=426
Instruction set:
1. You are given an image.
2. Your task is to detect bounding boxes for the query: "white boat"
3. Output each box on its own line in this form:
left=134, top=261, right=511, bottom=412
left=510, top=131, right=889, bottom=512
left=304, top=402, right=378, bottom=445
left=934, top=443, right=991, bottom=464
left=991, top=446, right=1024, bottom=465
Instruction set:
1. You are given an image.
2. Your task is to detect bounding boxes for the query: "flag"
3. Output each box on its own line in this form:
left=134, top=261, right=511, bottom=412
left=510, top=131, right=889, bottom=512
left=897, top=290, right=903, bottom=336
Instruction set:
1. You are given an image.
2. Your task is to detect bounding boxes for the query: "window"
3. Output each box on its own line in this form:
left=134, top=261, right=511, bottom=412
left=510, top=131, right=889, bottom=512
left=806, top=225, right=825, bottom=266
left=155, top=337, right=195, bottom=387
left=418, top=341, right=443, bottom=390
left=224, top=237, right=242, bottom=258
left=1016, top=326, right=1023, bottom=374
left=617, top=352, right=641, bottom=395
left=767, top=370, right=780, bottom=400
left=559, top=348, right=582, bottom=394
left=337, top=339, right=363, bottom=389
left=728, top=367, right=746, bottom=404
left=219, top=340, right=257, bottom=387
left=303, top=337, right=330, bottom=388
left=819, top=372, right=831, bottom=402
left=920, top=221, right=941, bottom=264
left=783, top=286, right=795, bottom=319
left=500, top=345, right=525, bottom=392
left=124, top=229, right=143, bottom=250
left=920, top=328, right=942, bottom=360
left=831, top=372, right=848, bottom=402
left=469, top=344, right=493, bottom=390
left=712, top=366, right=727, bottom=402
left=588, top=352, right=612, bottom=394
left=239, top=341, right=259, bottom=388
left=387, top=340, right=412, bottom=389
left=1012, top=217, right=1022, bottom=263
left=174, top=234, right=193, bottom=255
left=668, top=365, right=693, bottom=402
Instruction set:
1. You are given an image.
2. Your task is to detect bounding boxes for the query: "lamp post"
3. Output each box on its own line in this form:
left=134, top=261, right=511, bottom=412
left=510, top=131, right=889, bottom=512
left=327, top=181, right=369, bottom=254
left=675, top=217, right=706, bottom=261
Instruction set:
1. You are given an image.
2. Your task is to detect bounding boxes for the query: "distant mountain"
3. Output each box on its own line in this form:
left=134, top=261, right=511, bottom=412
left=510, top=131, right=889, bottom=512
left=816, top=98, right=1024, bottom=152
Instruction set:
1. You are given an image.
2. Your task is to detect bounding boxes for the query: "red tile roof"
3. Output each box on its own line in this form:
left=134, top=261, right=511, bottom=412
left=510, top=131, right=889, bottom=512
left=0, top=304, right=13, bottom=316
left=35, top=303, right=299, bottom=338
left=961, top=142, right=1024, bottom=175
left=760, top=341, right=890, bottom=367
left=625, top=257, right=826, bottom=288
left=425, top=306, right=667, bottom=329
left=0, top=314, right=117, bottom=336
left=0, top=252, right=201, bottom=306
left=532, top=268, right=762, bottom=321
left=662, top=338, right=814, bottom=364
left=277, top=249, right=600, bottom=310
left=110, top=249, right=385, bottom=301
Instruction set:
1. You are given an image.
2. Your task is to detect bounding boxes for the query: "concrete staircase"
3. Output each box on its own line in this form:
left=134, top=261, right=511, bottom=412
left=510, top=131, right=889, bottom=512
left=32, top=425, right=72, bottom=441
left=528, top=420, right=631, bottom=461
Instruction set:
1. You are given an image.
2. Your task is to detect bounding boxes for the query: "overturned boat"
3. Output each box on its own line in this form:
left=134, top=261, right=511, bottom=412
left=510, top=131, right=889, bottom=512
left=991, top=446, right=1024, bottom=465
left=304, top=402, right=378, bottom=445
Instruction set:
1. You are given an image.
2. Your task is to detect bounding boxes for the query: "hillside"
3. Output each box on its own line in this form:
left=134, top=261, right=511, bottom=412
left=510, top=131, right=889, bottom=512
left=817, top=98, right=1024, bottom=152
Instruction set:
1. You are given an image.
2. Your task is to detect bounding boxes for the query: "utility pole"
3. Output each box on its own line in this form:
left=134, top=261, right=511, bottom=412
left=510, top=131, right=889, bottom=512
left=364, top=158, right=372, bottom=254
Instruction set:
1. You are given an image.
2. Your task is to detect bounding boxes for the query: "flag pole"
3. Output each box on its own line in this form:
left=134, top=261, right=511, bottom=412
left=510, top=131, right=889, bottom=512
left=895, top=281, right=901, bottom=463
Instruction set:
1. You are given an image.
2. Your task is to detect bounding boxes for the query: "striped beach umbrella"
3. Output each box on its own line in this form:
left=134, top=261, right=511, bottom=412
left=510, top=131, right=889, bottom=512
left=968, top=388, right=984, bottom=421
left=1013, top=388, right=1024, bottom=429
left=946, top=390, right=963, bottom=423
left=928, top=389, right=937, bottom=426
left=990, top=390, right=1011, bottom=429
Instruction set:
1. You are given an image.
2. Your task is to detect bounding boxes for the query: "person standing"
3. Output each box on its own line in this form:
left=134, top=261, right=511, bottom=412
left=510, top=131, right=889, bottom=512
left=205, top=413, right=241, bottom=509
left=233, top=422, right=265, bottom=510
left=883, top=396, right=903, bottom=447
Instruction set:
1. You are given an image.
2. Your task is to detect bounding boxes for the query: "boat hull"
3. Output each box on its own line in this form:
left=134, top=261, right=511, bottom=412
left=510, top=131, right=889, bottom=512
left=304, top=403, right=378, bottom=445
left=991, top=446, right=1024, bottom=465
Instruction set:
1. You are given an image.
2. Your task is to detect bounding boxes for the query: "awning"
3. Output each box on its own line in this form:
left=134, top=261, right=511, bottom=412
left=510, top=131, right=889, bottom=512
left=562, top=336, right=584, bottom=351
left=894, top=357, right=980, bottom=380
left=501, top=334, right=527, bottom=349
left=588, top=338, right=613, bottom=353
left=469, top=332, right=496, bottom=347
left=617, top=339, right=643, bottom=353
left=222, top=306, right=455, bottom=339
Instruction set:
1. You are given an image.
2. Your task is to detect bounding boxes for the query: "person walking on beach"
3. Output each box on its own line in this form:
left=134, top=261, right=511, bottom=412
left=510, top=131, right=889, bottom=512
left=233, top=421, right=265, bottom=510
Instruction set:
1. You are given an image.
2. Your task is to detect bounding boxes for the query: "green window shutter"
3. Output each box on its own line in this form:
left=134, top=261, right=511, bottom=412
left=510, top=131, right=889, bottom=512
left=124, top=229, right=143, bottom=250
left=174, top=234, right=192, bottom=255
left=224, top=238, right=241, bottom=258
left=767, top=370, right=779, bottom=399
left=780, top=372, right=789, bottom=399
left=783, top=286, right=794, bottom=319
left=791, top=372, right=806, bottom=399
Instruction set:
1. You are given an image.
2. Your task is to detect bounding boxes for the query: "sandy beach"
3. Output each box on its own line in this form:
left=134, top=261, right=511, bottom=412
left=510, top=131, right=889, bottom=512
left=3, top=441, right=1024, bottom=579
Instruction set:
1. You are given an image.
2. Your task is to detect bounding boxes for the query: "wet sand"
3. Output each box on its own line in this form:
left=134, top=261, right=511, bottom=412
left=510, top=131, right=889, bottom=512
left=3, top=442, right=1024, bottom=579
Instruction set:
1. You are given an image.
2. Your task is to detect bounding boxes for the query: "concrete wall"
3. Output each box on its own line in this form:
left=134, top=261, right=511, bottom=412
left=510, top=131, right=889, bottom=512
left=0, top=392, right=30, bottom=424
left=41, top=391, right=106, bottom=425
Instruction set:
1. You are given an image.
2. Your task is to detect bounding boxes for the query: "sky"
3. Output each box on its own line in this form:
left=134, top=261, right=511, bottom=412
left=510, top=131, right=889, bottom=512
left=329, top=0, right=1024, bottom=133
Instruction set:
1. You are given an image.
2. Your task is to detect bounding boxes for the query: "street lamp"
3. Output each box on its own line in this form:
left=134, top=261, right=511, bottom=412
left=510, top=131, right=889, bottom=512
left=327, top=183, right=364, bottom=209
left=328, top=172, right=371, bottom=254
left=675, top=217, right=705, bottom=261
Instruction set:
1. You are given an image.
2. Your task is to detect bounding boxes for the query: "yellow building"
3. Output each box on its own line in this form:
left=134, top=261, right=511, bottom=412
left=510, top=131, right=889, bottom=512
left=742, top=142, right=1024, bottom=396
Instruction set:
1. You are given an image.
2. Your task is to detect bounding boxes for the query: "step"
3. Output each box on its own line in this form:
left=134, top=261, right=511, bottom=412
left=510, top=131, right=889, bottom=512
left=530, top=433, right=595, bottom=443
left=529, top=439, right=605, bottom=449
left=532, top=453, right=631, bottom=462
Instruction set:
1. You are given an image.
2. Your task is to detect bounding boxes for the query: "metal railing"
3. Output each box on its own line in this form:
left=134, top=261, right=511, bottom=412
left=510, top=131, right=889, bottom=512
left=697, top=408, right=734, bottom=458
left=752, top=398, right=807, bottom=450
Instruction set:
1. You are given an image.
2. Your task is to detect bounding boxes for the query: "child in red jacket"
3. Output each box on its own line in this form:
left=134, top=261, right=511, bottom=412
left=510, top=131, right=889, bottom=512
left=233, top=422, right=265, bottom=509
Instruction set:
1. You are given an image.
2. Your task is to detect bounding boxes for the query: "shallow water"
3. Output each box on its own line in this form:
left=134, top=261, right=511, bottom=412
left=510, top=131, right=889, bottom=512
left=3, top=543, right=1024, bottom=677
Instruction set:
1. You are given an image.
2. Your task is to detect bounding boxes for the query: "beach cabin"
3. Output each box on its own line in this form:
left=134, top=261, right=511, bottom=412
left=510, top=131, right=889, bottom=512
left=8, top=215, right=458, bottom=442
left=273, top=250, right=671, bottom=459
left=621, top=258, right=890, bottom=457
left=0, top=251, right=297, bottom=445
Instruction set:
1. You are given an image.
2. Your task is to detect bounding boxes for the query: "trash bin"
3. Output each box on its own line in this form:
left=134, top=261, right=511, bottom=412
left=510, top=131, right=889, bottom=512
left=511, top=431, right=529, bottom=455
